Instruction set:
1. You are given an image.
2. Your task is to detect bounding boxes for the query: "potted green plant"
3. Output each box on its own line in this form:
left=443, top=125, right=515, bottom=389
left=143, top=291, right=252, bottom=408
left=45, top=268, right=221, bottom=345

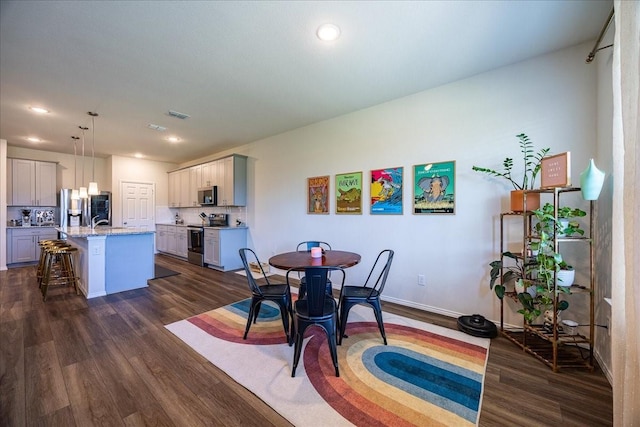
left=488, top=251, right=535, bottom=299
left=532, top=203, right=587, bottom=237
left=472, top=133, right=550, bottom=212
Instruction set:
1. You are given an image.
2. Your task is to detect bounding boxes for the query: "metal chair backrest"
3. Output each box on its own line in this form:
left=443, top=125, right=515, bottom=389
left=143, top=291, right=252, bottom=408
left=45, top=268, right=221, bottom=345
left=296, top=241, right=332, bottom=252
left=238, top=248, right=271, bottom=296
left=302, top=266, right=344, bottom=315
left=363, top=249, right=394, bottom=298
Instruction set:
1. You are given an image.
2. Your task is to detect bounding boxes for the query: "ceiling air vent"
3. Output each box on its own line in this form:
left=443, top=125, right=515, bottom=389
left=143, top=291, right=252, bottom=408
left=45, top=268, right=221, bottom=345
left=168, top=110, right=190, bottom=120
left=147, top=124, right=167, bottom=132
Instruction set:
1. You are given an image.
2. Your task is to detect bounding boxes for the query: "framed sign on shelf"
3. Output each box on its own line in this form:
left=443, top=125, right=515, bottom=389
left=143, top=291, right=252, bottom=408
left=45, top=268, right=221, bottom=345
left=370, top=167, right=403, bottom=215
left=307, top=176, right=329, bottom=214
left=335, top=171, right=362, bottom=214
left=541, top=152, right=571, bottom=188
left=413, top=160, right=455, bottom=214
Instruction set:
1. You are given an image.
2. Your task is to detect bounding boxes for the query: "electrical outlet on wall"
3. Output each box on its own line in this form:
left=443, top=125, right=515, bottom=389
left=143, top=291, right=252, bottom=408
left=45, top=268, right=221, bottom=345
left=418, top=274, right=426, bottom=286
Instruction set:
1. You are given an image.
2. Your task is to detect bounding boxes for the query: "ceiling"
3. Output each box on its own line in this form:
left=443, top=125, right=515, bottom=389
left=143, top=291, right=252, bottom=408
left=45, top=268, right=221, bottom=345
left=0, top=1, right=612, bottom=164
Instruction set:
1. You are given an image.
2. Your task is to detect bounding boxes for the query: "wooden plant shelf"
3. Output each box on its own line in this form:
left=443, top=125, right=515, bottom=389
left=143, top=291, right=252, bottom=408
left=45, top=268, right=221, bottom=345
left=502, top=329, right=594, bottom=371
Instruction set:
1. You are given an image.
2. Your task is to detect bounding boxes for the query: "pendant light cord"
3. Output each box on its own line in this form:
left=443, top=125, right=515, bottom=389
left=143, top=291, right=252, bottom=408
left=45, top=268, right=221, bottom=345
left=79, top=126, right=88, bottom=185
left=71, top=136, right=79, bottom=188
left=88, top=111, right=98, bottom=181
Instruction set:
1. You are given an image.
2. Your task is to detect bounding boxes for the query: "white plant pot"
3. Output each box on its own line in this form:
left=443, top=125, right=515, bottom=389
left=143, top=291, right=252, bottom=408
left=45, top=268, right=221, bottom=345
left=557, top=269, right=575, bottom=287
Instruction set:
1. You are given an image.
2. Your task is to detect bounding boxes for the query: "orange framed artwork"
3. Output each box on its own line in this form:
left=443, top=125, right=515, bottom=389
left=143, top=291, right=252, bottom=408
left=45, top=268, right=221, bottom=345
left=307, top=176, right=330, bottom=214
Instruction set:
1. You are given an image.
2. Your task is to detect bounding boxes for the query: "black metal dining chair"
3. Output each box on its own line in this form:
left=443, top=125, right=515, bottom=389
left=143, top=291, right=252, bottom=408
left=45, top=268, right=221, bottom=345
left=296, top=241, right=332, bottom=299
left=288, top=266, right=344, bottom=377
left=338, top=249, right=394, bottom=345
left=238, top=248, right=293, bottom=345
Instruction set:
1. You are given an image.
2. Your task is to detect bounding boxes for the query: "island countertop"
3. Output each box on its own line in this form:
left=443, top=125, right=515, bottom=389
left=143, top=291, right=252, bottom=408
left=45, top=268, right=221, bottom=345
left=57, top=226, right=155, bottom=238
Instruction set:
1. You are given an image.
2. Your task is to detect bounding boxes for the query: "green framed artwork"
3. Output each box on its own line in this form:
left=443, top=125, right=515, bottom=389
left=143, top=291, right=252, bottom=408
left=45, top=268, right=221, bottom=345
left=413, top=161, right=455, bottom=214
left=370, top=167, right=403, bottom=214
left=335, top=171, right=362, bottom=214
left=307, top=175, right=329, bottom=214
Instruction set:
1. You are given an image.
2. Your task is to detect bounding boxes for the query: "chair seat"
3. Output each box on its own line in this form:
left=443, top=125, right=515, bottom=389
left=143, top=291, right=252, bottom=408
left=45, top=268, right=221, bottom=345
left=257, top=284, right=290, bottom=296
left=294, top=298, right=336, bottom=320
left=341, top=286, right=380, bottom=299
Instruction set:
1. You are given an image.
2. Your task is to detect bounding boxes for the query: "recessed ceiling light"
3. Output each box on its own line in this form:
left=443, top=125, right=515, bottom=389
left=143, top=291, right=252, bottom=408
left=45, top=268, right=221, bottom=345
left=134, top=153, right=144, bottom=159
left=29, top=106, right=50, bottom=114
left=166, top=136, right=181, bottom=143
left=148, top=123, right=167, bottom=132
left=316, top=23, right=341, bottom=41
left=27, top=137, right=41, bottom=142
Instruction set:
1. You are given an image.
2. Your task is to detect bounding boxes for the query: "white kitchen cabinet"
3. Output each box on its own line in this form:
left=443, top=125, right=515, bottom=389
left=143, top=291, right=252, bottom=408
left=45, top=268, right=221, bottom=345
left=156, top=224, right=188, bottom=258
left=156, top=225, right=169, bottom=252
left=168, top=169, right=191, bottom=207
left=203, top=229, right=220, bottom=266
left=216, top=155, right=247, bottom=206
left=178, top=169, right=191, bottom=208
left=204, top=227, right=246, bottom=271
left=7, top=227, right=58, bottom=264
left=9, top=159, right=57, bottom=206
left=201, top=161, right=217, bottom=188
left=176, top=231, right=188, bottom=258
left=168, top=172, right=180, bottom=207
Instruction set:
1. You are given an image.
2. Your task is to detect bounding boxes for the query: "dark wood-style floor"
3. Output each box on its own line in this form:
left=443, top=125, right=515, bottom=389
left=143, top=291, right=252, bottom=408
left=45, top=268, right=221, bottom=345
left=1, top=254, right=613, bottom=426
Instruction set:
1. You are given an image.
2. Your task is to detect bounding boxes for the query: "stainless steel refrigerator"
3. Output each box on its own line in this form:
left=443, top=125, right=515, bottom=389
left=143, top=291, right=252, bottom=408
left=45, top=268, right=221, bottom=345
left=59, top=189, right=111, bottom=227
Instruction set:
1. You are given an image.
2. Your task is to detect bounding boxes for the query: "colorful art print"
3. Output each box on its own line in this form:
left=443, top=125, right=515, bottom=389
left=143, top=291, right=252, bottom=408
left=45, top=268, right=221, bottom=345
left=335, top=171, right=363, bottom=214
left=413, top=161, right=455, bottom=214
left=370, top=167, right=403, bottom=215
left=307, top=176, right=329, bottom=214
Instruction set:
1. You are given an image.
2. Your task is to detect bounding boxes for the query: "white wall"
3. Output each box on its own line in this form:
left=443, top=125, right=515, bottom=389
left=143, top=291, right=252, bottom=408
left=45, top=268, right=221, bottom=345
left=594, top=27, right=615, bottom=381
left=185, top=42, right=601, bottom=325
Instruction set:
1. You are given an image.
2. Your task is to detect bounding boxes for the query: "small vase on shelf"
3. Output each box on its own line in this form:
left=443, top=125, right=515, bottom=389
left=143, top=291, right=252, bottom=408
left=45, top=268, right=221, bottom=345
left=580, top=159, right=605, bottom=200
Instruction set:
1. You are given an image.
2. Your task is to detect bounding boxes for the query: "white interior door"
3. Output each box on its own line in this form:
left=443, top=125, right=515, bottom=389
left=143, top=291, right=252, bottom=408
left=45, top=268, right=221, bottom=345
left=121, top=181, right=155, bottom=230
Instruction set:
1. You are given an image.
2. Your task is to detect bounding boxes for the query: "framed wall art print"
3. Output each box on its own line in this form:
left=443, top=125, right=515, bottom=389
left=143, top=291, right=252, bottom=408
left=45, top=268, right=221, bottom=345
left=307, top=176, right=330, bottom=214
left=413, top=161, right=456, bottom=214
left=370, top=167, right=403, bottom=214
left=335, top=171, right=362, bottom=214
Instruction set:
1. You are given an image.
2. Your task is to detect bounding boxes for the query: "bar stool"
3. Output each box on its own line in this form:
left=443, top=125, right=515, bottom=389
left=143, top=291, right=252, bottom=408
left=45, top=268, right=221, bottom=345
left=41, top=245, right=79, bottom=301
left=37, top=240, right=69, bottom=287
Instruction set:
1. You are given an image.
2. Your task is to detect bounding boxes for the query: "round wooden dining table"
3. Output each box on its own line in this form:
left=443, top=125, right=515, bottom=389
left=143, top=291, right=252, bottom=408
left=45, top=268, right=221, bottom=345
left=268, top=250, right=361, bottom=271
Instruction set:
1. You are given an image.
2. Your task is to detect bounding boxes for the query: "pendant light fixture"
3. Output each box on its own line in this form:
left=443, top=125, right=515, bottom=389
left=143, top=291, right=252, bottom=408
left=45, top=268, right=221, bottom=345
left=78, top=125, right=89, bottom=199
left=87, top=111, right=99, bottom=195
left=71, top=136, right=80, bottom=200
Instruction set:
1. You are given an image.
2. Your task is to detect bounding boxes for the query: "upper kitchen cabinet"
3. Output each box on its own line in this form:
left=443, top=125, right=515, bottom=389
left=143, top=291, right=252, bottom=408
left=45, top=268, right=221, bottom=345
left=168, top=169, right=192, bottom=208
left=216, top=155, right=247, bottom=206
left=201, top=161, right=217, bottom=188
left=8, top=159, right=57, bottom=206
left=168, top=171, right=180, bottom=207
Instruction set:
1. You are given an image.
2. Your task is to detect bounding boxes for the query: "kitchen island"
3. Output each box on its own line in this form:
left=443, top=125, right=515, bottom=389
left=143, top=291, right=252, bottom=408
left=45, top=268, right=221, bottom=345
left=56, top=226, right=155, bottom=298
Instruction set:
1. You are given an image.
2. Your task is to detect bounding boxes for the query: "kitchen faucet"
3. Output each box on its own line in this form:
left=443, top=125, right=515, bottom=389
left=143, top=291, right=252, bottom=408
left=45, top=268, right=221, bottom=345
left=91, top=215, right=110, bottom=229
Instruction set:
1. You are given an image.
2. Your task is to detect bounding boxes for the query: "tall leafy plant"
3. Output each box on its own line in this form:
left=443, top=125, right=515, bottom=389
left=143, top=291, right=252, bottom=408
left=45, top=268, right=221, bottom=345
left=472, top=133, right=550, bottom=190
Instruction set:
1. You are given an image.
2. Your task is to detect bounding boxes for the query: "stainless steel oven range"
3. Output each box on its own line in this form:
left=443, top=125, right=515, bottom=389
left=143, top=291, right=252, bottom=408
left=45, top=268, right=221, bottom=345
left=187, top=225, right=204, bottom=266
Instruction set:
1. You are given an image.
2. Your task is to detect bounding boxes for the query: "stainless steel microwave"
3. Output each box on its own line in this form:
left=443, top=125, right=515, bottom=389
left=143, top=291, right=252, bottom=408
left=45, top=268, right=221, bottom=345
left=198, top=186, right=217, bottom=206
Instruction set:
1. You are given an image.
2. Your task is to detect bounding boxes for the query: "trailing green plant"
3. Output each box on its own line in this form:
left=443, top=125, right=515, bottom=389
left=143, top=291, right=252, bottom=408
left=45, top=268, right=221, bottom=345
left=472, top=133, right=550, bottom=190
left=533, top=203, right=587, bottom=237
left=488, top=251, right=534, bottom=299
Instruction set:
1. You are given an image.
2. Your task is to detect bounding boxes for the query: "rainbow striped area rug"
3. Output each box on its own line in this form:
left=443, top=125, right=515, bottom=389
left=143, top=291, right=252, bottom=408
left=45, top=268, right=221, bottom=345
left=166, top=299, right=490, bottom=426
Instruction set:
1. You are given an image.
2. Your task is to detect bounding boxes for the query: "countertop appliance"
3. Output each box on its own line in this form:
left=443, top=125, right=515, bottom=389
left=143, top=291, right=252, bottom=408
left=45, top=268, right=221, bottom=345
left=198, top=186, right=218, bottom=206
left=187, top=225, right=204, bottom=266
left=209, top=213, right=228, bottom=227
left=34, top=209, right=55, bottom=226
